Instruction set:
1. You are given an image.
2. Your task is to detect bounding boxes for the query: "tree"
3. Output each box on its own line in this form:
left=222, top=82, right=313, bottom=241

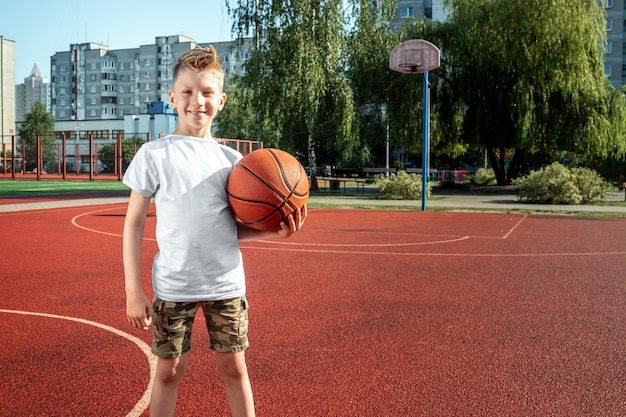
left=227, top=0, right=356, bottom=189
left=18, top=100, right=56, bottom=171
left=216, top=76, right=282, bottom=147
left=99, top=137, right=145, bottom=172
left=344, top=0, right=399, bottom=168
left=406, top=0, right=626, bottom=184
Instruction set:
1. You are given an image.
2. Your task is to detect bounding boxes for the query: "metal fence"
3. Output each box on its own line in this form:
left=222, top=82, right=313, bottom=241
left=0, top=135, right=262, bottom=181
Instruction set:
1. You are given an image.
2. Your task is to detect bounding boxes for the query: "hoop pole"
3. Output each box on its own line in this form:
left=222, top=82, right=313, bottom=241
left=422, top=71, right=430, bottom=211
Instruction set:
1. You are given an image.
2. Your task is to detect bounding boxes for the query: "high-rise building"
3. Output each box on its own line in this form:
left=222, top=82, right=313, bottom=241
left=50, top=35, right=252, bottom=122
left=0, top=35, right=16, bottom=147
left=15, top=63, right=49, bottom=122
left=391, top=0, right=450, bottom=28
left=603, top=0, right=624, bottom=88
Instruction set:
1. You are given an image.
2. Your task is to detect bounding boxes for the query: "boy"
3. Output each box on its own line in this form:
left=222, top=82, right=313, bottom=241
left=122, top=46, right=306, bottom=417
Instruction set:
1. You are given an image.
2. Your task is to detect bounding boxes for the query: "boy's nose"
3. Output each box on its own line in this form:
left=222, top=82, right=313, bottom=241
left=192, top=91, right=203, bottom=104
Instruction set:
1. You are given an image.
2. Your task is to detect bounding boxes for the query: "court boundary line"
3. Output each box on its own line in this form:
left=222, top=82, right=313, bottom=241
left=69, top=206, right=625, bottom=257
left=502, top=215, right=527, bottom=239
left=71, top=206, right=157, bottom=241
left=239, top=245, right=626, bottom=257
left=0, top=309, right=155, bottom=417
left=69, top=205, right=521, bottom=247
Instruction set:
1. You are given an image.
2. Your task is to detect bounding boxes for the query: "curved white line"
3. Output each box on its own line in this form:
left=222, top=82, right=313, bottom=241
left=71, top=206, right=156, bottom=241
left=71, top=207, right=625, bottom=257
left=254, top=235, right=471, bottom=247
left=240, top=245, right=626, bottom=257
left=71, top=207, right=125, bottom=237
left=0, top=309, right=155, bottom=417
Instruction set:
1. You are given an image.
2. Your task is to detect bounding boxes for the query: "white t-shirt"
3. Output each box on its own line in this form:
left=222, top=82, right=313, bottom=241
left=123, top=134, right=245, bottom=302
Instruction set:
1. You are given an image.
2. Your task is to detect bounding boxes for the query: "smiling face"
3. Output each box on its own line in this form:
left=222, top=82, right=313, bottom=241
left=168, top=67, right=227, bottom=138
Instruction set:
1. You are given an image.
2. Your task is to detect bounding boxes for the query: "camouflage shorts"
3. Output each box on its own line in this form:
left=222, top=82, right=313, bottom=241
left=151, top=296, right=249, bottom=358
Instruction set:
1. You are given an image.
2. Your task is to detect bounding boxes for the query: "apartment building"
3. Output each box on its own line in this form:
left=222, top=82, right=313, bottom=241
left=0, top=36, right=16, bottom=147
left=15, top=63, right=49, bottom=122
left=603, top=0, right=625, bottom=88
left=50, top=35, right=252, bottom=122
left=391, top=0, right=449, bottom=26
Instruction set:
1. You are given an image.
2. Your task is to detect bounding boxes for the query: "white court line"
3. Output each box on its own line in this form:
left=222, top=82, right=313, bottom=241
left=71, top=206, right=126, bottom=237
left=71, top=206, right=156, bottom=241
left=0, top=309, right=155, bottom=417
left=72, top=207, right=625, bottom=257
left=502, top=215, right=527, bottom=239
left=240, top=245, right=626, bottom=257
left=71, top=206, right=468, bottom=246
left=254, top=235, right=471, bottom=247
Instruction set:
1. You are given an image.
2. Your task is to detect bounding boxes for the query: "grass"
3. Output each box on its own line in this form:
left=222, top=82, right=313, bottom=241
left=0, top=179, right=130, bottom=196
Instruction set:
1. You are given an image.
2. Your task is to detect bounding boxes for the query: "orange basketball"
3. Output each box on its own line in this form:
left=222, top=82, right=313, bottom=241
left=227, top=148, right=310, bottom=231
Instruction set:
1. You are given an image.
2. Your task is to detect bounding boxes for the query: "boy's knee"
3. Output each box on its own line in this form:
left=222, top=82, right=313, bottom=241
left=216, top=352, right=248, bottom=379
left=156, top=355, right=189, bottom=384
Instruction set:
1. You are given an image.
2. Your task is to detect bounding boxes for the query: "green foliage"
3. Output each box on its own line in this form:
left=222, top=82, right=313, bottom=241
left=216, top=77, right=286, bottom=148
left=378, top=171, right=432, bottom=199
left=513, top=162, right=611, bottom=204
left=18, top=100, right=56, bottom=168
left=345, top=0, right=401, bottom=168
left=224, top=0, right=626, bottom=188
left=571, top=166, right=613, bottom=203
left=227, top=0, right=355, bottom=176
left=410, top=0, right=625, bottom=185
left=467, top=168, right=496, bottom=186
left=98, top=137, right=146, bottom=170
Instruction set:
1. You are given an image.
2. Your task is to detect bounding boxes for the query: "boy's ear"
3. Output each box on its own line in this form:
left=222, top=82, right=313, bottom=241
left=168, top=90, right=176, bottom=108
left=218, top=93, right=227, bottom=111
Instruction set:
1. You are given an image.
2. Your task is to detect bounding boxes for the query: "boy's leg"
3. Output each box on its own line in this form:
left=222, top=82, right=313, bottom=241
left=150, top=298, right=199, bottom=417
left=216, top=351, right=255, bottom=417
left=150, top=353, right=189, bottom=417
left=204, top=296, right=254, bottom=416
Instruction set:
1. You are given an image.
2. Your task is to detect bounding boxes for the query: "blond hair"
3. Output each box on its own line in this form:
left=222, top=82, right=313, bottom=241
left=174, top=46, right=224, bottom=86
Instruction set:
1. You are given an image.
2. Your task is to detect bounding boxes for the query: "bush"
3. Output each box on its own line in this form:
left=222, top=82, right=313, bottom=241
left=378, top=170, right=432, bottom=199
left=513, top=162, right=611, bottom=204
left=467, top=168, right=496, bottom=186
left=570, top=166, right=612, bottom=203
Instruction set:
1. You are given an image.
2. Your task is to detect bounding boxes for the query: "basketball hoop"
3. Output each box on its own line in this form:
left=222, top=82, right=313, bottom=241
left=389, top=39, right=440, bottom=74
left=388, top=39, right=441, bottom=212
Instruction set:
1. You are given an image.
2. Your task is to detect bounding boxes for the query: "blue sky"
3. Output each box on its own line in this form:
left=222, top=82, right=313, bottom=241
left=1, top=0, right=234, bottom=81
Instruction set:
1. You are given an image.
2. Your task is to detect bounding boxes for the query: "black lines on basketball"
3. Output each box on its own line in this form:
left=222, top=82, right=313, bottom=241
left=227, top=148, right=310, bottom=231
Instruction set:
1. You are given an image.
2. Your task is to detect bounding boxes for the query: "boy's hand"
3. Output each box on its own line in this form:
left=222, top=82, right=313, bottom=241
left=278, top=204, right=307, bottom=238
left=126, top=292, right=152, bottom=330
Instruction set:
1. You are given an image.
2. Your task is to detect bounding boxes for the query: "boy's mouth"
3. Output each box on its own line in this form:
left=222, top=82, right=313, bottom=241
left=189, top=110, right=206, bottom=115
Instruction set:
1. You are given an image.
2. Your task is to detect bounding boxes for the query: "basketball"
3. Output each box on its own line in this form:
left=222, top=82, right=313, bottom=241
left=227, top=148, right=310, bottom=231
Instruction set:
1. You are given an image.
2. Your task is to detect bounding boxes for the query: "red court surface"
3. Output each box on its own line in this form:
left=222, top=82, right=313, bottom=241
left=1, top=204, right=625, bottom=416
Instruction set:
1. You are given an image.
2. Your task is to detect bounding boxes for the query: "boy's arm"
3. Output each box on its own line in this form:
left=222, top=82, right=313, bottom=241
left=237, top=204, right=307, bottom=241
left=123, top=190, right=153, bottom=330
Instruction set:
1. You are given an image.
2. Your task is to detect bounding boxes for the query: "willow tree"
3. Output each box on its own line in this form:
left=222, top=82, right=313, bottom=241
left=227, top=0, right=356, bottom=189
left=415, top=0, right=626, bottom=185
left=344, top=0, right=401, bottom=168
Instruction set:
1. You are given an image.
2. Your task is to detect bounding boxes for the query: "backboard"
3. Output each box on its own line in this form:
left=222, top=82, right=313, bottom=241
left=389, top=39, right=440, bottom=74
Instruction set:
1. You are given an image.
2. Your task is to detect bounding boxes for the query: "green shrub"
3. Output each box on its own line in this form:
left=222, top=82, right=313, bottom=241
left=467, top=168, right=496, bottom=186
left=378, top=170, right=431, bottom=199
left=513, top=162, right=610, bottom=204
left=570, top=166, right=612, bottom=203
